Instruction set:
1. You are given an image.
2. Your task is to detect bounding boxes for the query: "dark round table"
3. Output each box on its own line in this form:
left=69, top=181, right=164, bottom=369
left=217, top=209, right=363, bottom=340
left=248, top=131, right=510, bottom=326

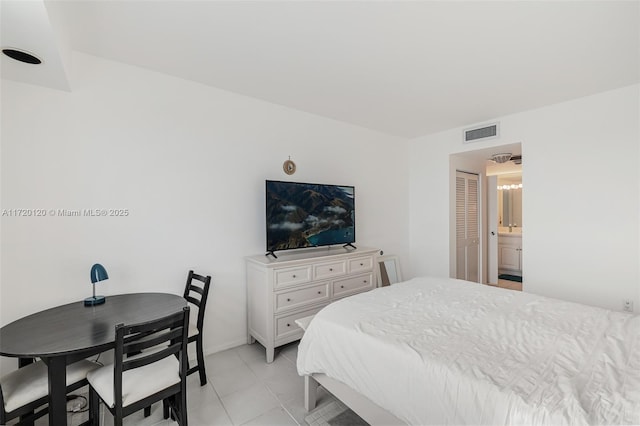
left=0, top=293, right=187, bottom=425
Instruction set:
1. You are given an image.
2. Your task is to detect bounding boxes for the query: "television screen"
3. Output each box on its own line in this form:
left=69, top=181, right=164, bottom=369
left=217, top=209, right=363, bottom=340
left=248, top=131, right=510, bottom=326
left=266, top=180, right=355, bottom=253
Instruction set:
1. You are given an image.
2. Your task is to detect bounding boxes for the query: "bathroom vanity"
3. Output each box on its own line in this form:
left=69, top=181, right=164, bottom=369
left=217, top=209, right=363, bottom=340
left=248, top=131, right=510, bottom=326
left=498, top=232, right=522, bottom=276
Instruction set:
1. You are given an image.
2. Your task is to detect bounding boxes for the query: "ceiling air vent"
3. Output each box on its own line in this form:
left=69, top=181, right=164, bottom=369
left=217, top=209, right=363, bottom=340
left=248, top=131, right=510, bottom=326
left=463, top=122, right=499, bottom=143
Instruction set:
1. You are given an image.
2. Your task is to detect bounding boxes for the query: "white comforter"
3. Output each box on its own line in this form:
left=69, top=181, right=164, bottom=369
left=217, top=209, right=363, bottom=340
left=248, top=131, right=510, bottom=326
left=297, top=277, right=640, bottom=425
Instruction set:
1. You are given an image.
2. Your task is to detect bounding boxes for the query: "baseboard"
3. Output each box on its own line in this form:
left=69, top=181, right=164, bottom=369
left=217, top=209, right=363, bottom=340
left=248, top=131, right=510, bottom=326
left=204, top=338, right=250, bottom=356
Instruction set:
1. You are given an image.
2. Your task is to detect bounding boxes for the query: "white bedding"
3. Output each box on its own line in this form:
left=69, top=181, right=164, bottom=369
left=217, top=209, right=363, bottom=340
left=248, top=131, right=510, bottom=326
left=297, top=276, right=640, bottom=425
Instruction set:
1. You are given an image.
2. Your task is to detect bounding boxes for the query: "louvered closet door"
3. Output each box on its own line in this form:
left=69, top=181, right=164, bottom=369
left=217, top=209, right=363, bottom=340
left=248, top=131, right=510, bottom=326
left=456, top=171, right=480, bottom=282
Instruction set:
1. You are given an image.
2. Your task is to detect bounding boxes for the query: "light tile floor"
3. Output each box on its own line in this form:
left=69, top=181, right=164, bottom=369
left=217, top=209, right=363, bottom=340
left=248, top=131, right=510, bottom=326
left=32, top=341, right=337, bottom=426
left=488, top=279, right=522, bottom=291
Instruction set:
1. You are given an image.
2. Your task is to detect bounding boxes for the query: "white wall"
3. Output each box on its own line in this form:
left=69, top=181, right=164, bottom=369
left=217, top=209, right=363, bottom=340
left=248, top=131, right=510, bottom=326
left=0, top=52, right=410, bottom=371
left=409, top=84, right=640, bottom=312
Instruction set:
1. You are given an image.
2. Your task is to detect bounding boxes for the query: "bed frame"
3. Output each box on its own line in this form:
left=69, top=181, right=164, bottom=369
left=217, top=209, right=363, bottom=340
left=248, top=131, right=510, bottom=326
left=304, top=373, right=405, bottom=425
left=297, top=314, right=404, bottom=425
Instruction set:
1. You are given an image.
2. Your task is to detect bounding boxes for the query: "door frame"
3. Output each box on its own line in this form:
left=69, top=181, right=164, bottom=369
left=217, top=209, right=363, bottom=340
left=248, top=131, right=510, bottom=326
left=487, top=175, right=499, bottom=284
left=449, top=143, right=522, bottom=284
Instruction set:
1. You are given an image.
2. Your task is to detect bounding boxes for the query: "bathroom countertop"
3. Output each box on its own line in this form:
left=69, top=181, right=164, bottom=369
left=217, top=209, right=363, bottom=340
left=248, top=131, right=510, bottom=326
left=498, top=232, right=522, bottom=237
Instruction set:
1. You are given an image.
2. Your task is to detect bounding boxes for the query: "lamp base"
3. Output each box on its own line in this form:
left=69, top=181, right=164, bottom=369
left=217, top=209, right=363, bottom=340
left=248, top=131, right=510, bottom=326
left=84, top=295, right=106, bottom=306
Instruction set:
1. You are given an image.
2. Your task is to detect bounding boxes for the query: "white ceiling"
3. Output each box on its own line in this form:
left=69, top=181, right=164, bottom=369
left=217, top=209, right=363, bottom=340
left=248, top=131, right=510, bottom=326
left=2, top=1, right=639, bottom=139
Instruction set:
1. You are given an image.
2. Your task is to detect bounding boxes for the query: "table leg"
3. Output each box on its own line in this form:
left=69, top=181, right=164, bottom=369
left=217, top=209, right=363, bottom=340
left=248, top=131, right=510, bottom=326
left=18, top=357, right=36, bottom=425
left=46, top=356, right=68, bottom=426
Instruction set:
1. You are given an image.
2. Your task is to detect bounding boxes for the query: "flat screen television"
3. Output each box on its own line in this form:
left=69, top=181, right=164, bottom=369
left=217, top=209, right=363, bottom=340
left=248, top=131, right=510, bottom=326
left=266, top=180, right=355, bottom=256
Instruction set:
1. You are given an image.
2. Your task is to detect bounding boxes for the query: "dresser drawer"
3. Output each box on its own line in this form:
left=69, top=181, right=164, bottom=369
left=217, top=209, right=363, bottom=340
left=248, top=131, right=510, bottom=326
left=275, top=305, right=326, bottom=340
left=333, top=273, right=374, bottom=297
left=348, top=256, right=374, bottom=273
left=274, top=266, right=312, bottom=288
left=314, top=260, right=346, bottom=280
left=275, top=283, right=330, bottom=313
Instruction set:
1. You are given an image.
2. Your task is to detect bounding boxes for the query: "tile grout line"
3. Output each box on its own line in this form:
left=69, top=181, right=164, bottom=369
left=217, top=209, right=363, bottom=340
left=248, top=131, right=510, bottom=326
left=218, top=347, right=255, bottom=425
left=239, top=345, right=301, bottom=426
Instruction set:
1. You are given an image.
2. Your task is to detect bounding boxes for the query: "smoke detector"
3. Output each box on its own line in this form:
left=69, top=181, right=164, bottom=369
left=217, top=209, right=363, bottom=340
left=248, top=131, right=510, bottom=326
left=490, top=153, right=512, bottom=164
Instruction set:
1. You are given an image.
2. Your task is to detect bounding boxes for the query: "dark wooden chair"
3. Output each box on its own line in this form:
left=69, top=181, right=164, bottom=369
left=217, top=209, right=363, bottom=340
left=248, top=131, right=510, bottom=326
left=143, top=270, right=212, bottom=418
left=184, top=271, right=211, bottom=386
left=87, top=306, right=190, bottom=426
left=0, top=358, right=99, bottom=426
left=183, top=270, right=212, bottom=386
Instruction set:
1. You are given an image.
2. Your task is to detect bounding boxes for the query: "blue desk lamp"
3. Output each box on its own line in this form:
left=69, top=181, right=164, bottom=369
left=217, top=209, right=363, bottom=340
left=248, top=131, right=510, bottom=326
left=85, top=263, right=108, bottom=306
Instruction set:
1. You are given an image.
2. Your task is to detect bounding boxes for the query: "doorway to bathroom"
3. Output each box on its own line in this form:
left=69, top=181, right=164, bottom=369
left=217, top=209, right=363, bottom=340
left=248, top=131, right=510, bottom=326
left=486, top=147, right=523, bottom=290
left=449, top=142, right=522, bottom=289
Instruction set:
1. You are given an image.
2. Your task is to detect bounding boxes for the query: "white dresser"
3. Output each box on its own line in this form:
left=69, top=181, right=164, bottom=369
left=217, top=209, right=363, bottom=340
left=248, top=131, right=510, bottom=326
left=246, top=246, right=379, bottom=362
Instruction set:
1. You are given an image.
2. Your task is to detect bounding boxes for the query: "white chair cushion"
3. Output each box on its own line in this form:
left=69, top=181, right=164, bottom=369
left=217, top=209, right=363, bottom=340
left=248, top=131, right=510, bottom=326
left=87, top=355, right=180, bottom=408
left=1, top=359, right=100, bottom=413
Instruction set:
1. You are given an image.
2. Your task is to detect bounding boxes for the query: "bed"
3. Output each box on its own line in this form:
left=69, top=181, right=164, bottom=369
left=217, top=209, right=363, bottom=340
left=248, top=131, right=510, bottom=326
left=296, top=276, right=640, bottom=425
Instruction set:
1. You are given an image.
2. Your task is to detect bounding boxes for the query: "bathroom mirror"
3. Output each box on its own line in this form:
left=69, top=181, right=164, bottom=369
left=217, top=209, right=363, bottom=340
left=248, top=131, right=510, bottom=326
left=377, top=255, right=402, bottom=286
left=497, top=174, right=522, bottom=228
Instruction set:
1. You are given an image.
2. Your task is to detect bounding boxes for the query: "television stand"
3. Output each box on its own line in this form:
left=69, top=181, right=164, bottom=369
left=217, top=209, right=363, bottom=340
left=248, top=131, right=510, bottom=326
left=343, top=243, right=357, bottom=250
left=246, top=246, right=379, bottom=362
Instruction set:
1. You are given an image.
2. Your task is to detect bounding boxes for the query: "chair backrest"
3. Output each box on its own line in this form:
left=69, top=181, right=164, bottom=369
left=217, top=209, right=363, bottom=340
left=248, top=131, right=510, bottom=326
left=113, top=306, right=190, bottom=412
left=183, top=270, right=211, bottom=332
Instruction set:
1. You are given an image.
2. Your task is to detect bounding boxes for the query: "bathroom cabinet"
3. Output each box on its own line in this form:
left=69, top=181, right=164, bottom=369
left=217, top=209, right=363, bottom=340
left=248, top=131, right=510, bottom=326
left=498, top=234, right=522, bottom=275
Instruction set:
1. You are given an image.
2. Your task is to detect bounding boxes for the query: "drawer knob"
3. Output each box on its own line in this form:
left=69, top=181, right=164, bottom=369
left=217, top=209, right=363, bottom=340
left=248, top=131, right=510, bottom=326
left=317, top=291, right=321, bottom=294
left=340, top=285, right=344, bottom=288
left=364, top=280, right=367, bottom=283
left=287, top=298, right=291, bottom=302
left=329, top=268, right=333, bottom=271
left=287, top=323, right=291, bottom=327
left=360, top=263, right=364, bottom=266
left=292, top=274, right=296, bottom=278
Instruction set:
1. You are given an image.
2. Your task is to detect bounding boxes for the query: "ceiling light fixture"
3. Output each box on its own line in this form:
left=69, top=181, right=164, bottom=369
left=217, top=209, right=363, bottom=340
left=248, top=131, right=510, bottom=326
left=2, top=48, right=42, bottom=64
left=497, top=183, right=523, bottom=190
left=490, top=153, right=512, bottom=164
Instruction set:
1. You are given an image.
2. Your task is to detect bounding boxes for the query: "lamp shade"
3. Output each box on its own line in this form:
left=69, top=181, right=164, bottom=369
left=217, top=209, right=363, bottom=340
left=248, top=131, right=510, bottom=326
left=86, top=263, right=108, bottom=306
left=90, top=264, right=109, bottom=283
